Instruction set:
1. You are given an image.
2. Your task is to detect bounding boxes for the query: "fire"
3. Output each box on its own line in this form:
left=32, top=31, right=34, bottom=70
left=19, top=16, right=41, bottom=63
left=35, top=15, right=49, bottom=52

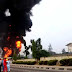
left=3, top=47, right=12, bottom=58
left=3, top=47, right=8, bottom=52
left=3, top=41, right=21, bottom=58
left=16, top=41, right=21, bottom=51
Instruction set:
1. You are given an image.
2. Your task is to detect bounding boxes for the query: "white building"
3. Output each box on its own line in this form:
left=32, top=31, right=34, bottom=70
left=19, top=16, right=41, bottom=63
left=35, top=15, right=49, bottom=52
left=66, top=43, right=72, bottom=52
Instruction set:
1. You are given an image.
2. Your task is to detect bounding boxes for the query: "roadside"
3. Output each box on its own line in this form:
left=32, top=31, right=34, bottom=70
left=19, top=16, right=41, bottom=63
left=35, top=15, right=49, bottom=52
left=11, top=64, right=72, bottom=71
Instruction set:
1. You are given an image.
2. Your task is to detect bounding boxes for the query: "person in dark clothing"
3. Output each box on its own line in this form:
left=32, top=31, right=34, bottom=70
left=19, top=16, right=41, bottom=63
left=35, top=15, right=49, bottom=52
left=0, top=58, right=2, bottom=72
left=2, top=59, right=4, bottom=71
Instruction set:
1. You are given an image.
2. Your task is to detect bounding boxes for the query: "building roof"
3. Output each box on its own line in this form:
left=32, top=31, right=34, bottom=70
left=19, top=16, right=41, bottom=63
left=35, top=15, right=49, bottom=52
left=66, top=43, right=72, bottom=46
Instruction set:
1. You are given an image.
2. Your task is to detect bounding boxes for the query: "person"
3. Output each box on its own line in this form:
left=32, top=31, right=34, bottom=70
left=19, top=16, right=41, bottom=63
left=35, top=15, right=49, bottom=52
left=7, top=59, right=10, bottom=72
left=2, top=59, right=4, bottom=71
left=0, top=58, right=2, bottom=72
left=3, top=58, right=7, bottom=72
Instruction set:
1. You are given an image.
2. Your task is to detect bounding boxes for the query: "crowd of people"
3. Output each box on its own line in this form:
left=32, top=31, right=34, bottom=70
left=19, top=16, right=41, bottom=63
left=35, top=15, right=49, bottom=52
left=0, top=58, right=10, bottom=72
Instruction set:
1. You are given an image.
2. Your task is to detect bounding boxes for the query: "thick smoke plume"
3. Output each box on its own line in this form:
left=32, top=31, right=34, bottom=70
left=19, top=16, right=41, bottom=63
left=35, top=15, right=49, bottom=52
left=0, top=0, right=41, bottom=57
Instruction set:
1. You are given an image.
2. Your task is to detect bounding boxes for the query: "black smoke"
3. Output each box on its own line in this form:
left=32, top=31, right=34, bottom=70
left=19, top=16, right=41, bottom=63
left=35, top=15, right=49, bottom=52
left=0, top=0, right=41, bottom=56
left=0, top=0, right=41, bottom=35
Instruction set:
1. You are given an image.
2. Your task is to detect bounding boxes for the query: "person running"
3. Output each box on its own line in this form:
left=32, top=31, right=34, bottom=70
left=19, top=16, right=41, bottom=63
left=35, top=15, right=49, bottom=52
left=7, top=59, right=10, bottom=72
left=3, top=58, right=7, bottom=72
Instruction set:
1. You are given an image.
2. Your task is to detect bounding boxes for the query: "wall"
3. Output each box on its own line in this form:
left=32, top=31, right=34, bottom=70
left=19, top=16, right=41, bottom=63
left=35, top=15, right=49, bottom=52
left=17, top=59, right=36, bottom=61
left=40, top=56, right=72, bottom=61
left=17, top=55, right=72, bottom=61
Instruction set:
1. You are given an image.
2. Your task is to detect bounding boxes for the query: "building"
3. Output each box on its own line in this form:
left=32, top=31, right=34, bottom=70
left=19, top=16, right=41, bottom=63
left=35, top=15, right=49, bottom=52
left=66, top=43, right=72, bottom=53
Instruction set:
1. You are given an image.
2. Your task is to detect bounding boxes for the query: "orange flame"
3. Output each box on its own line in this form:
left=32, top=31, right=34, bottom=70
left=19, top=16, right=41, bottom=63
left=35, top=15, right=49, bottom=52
left=16, top=41, right=21, bottom=51
left=3, top=47, right=8, bottom=51
left=3, top=47, right=12, bottom=58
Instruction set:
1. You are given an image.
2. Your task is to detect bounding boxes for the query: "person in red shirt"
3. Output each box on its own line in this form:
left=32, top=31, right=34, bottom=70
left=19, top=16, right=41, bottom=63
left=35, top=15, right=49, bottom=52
left=3, top=58, right=7, bottom=72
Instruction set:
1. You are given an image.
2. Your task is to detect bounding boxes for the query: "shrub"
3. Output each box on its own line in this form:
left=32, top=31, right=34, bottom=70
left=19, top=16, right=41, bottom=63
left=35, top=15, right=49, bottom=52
left=43, top=61, right=48, bottom=65
left=13, top=53, right=17, bottom=61
left=39, top=61, right=49, bottom=65
left=60, top=59, right=69, bottom=66
left=16, top=61, right=24, bottom=64
left=39, top=60, right=57, bottom=65
left=12, top=61, right=16, bottom=64
left=31, top=61, right=36, bottom=65
left=39, top=61, right=44, bottom=65
left=48, top=60, right=58, bottom=65
left=60, top=58, right=72, bottom=66
left=24, top=56, right=28, bottom=59
left=68, top=58, right=72, bottom=66
left=12, top=61, right=36, bottom=65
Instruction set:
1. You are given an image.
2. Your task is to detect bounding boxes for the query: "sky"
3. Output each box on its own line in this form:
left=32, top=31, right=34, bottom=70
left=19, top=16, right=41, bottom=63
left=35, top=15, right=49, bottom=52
left=21, top=0, right=72, bottom=54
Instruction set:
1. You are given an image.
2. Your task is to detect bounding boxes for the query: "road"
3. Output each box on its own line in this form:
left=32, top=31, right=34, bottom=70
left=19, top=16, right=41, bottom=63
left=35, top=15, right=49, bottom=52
left=10, top=66, right=72, bottom=72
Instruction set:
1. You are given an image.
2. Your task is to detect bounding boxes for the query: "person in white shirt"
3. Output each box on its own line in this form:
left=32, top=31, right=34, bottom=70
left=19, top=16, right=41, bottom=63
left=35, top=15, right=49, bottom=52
left=6, top=59, right=10, bottom=72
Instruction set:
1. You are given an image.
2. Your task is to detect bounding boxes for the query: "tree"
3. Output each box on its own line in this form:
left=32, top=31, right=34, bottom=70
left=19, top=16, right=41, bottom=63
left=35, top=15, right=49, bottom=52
left=40, top=50, right=50, bottom=57
left=48, top=44, right=52, bottom=52
left=23, top=40, right=30, bottom=58
left=13, top=53, right=17, bottom=61
left=23, top=46, right=30, bottom=58
left=62, top=48, right=66, bottom=54
left=48, top=44, right=56, bottom=55
left=30, top=38, right=42, bottom=60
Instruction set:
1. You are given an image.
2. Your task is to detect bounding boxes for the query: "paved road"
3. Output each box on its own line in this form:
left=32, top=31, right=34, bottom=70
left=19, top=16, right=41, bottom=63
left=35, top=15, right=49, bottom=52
left=10, top=67, right=72, bottom=72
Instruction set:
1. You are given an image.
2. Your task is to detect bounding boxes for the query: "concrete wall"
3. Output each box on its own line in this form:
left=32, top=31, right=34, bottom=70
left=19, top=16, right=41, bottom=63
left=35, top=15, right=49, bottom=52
left=17, top=55, right=72, bottom=61
left=40, top=56, right=72, bottom=61
left=17, top=59, right=36, bottom=61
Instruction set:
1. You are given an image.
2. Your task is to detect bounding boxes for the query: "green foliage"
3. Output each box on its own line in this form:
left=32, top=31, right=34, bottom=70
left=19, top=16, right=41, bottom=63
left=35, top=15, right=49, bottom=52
left=12, top=61, right=36, bottom=65
left=40, top=50, right=50, bottom=57
left=68, top=58, right=72, bottom=66
left=24, top=56, right=28, bottom=59
left=39, top=61, right=44, bottom=65
left=43, top=61, right=48, bottom=65
left=26, top=61, right=36, bottom=65
left=60, top=59, right=68, bottom=66
left=12, top=61, right=16, bottom=64
left=13, top=53, right=17, bottom=61
left=39, top=60, right=58, bottom=65
left=12, top=58, right=72, bottom=66
left=30, top=38, right=50, bottom=60
left=48, top=60, right=58, bottom=65
left=30, top=38, right=42, bottom=60
left=12, top=61, right=24, bottom=64
left=23, top=46, right=30, bottom=57
left=60, top=58, right=72, bottom=66
left=39, top=61, right=48, bottom=65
